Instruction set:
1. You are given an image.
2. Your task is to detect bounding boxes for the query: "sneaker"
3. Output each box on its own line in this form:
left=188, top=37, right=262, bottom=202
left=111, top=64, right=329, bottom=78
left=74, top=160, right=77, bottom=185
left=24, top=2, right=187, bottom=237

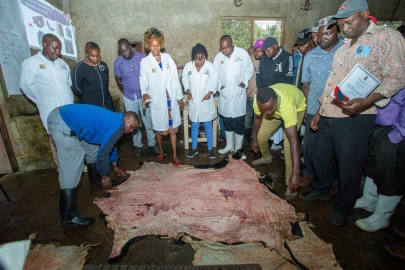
left=149, top=144, right=160, bottom=154
left=134, top=147, right=142, bottom=157
left=208, top=151, right=216, bottom=159
left=252, top=158, right=272, bottom=166
left=187, top=149, right=198, bottom=158
left=284, top=188, right=297, bottom=201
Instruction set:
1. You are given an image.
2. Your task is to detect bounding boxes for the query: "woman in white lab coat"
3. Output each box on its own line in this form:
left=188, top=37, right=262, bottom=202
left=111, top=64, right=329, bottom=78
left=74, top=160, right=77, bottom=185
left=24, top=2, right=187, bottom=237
left=182, top=43, right=218, bottom=159
left=140, top=28, right=184, bottom=165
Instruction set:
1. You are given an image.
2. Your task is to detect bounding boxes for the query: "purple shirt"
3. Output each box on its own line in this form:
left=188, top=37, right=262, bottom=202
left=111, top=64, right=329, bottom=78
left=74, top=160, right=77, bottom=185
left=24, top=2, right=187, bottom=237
left=376, top=87, right=405, bottom=143
left=114, top=50, right=145, bottom=100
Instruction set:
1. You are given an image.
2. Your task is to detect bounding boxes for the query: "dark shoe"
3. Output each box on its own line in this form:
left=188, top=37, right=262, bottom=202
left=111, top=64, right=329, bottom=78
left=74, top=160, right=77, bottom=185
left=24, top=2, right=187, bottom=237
left=385, top=245, right=405, bottom=261
left=330, top=212, right=349, bottom=227
left=149, top=144, right=160, bottom=154
left=134, top=147, right=142, bottom=157
left=59, top=188, right=95, bottom=227
left=87, top=163, right=101, bottom=188
left=187, top=149, right=198, bottom=158
left=218, top=136, right=225, bottom=142
left=330, top=185, right=339, bottom=196
left=299, top=189, right=330, bottom=201
left=208, top=151, right=216, bottom=159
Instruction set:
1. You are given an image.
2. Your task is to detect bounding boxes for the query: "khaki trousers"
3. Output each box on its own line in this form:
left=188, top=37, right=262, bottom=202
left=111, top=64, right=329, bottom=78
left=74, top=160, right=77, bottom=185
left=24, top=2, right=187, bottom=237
left=257, top=111, right=305, bottom=184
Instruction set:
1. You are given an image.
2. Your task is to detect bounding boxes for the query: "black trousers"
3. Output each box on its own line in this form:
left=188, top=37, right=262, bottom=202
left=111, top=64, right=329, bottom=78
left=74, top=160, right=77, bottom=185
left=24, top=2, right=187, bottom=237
left=312, top=115, right=376, bottom=215
left=366, top=126, right=405, bottom=196
left=222, top=115, right=245, bottom=135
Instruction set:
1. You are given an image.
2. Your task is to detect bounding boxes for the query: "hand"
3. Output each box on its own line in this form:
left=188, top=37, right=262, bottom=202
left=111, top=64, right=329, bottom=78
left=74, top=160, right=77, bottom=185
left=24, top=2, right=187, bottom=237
left=251, top=139, right=259, bottom=154
left=101, top=176, right=112, bottom=190
left=113, top=165, right=126, bottom=177
left=142, top=94, right=151, bottom=109
left=187, top=90, right=193, bottom=101
left=201, top=92, right=211, bottom=102
left=310, top=112, right=320, bottom=131
left=340, top=98, right=368, bottom=116
left=157, top=130, right=169, bottom=136
left=289, top=173, right=301, bottom=192
left=178, top=99, right=184, bottom=110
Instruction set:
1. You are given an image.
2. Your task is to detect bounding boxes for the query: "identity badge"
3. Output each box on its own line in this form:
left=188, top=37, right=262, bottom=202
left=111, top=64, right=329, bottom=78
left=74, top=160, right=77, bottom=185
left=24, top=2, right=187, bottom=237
left=355, top=46, right=372, bottom=56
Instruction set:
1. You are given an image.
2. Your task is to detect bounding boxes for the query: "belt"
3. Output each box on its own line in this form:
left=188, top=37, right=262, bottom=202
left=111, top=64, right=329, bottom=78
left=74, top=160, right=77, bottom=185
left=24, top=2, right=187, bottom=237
left=374, top=125, right=388, bottom=129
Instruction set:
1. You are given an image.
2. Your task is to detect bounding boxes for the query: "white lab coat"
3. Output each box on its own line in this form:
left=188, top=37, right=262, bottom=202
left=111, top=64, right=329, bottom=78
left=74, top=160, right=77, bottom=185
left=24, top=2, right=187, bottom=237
left=140, top=53, right=183, bottom=131
left=213, top=46, right=253, bottom=118
left=182, top=60, right=218, bottom=123
left=20, top=52, right=73, bottom=133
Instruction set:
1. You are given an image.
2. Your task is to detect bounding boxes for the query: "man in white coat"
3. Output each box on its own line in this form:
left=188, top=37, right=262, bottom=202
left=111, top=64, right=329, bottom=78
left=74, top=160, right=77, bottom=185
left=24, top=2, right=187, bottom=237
left=214, top=35, right=254, bottom=158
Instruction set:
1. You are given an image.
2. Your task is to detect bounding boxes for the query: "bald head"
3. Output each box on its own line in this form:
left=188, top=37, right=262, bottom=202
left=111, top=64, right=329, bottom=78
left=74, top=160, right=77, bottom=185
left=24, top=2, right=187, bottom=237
left=219, top=35, right=233, bottom=57
left=42, top=34, right=62, bottom=61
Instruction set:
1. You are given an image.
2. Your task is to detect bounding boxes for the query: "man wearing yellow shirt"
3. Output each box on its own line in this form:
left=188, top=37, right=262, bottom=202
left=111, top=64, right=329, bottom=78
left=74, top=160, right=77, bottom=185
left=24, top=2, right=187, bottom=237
left=252, top=83, right=306, bottom=199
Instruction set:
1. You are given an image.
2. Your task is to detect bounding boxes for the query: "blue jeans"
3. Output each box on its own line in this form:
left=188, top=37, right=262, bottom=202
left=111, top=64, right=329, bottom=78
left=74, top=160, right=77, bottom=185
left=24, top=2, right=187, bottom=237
left=191, top=121, right=213, bottom=150
left=123, top=96, right=156, bottom=147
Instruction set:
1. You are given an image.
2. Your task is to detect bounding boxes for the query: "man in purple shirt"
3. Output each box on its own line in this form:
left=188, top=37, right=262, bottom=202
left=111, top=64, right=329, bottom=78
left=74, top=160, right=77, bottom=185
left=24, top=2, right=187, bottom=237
left=354, top=87, right=405, bottom=232
left=114, top=38, right=159, bottom=156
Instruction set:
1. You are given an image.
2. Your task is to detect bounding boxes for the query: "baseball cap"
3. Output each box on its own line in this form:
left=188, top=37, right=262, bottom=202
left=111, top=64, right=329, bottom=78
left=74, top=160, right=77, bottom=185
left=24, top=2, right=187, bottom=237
left=262, top=37, right=278, bottom=50
left=310, top=16, right=336, bottom=33
left=254, top=39, right=264, bottom=49
left=295, top=29, right=312, bottom=46
left=331, top=0, right=368, bottom=19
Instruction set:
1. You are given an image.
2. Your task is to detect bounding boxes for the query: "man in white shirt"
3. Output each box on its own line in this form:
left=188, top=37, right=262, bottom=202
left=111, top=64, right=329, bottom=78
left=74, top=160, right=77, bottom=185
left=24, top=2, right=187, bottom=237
left=213, top=35, right=253, bottom=158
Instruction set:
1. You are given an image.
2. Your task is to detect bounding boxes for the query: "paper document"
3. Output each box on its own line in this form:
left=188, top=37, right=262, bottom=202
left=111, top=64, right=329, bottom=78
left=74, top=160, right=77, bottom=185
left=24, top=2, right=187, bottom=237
left=332, top=63, right=380, bottom=102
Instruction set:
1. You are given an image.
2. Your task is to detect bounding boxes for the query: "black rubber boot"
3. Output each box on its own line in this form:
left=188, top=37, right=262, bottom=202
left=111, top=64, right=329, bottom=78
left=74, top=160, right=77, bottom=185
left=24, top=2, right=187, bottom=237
left=59, top=188, right=95, bottom=227
left=87, top=163, right=101, bottom=188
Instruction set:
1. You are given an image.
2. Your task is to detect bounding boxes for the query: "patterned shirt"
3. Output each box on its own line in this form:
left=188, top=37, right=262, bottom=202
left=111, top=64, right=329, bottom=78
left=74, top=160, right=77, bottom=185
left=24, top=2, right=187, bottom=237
left=318, top=22, right=405, bottom=118
left=302, top=38, right=344, bottom=115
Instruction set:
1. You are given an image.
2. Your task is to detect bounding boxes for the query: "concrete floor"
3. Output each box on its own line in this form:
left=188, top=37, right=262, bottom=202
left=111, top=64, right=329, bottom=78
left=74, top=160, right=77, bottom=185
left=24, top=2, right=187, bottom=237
left=1, top=130, right=405, bottom=269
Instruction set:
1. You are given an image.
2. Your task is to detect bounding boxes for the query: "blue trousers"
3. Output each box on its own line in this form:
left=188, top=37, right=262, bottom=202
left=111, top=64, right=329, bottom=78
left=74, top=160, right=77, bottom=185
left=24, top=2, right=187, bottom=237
left=191, top=121, right=213, bottom=150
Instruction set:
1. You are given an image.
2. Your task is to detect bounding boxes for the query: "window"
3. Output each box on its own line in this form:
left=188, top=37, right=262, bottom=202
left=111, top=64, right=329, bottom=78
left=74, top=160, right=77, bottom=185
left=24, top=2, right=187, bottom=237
left=377, top=20, right=404, bottom=30
left=221, top=18, right=284, bottom=49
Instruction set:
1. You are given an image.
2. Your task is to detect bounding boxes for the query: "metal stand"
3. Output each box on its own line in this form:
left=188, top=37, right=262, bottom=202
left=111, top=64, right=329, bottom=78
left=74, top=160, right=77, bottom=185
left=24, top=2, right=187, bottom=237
left=0, top=184, right=11, bottom=202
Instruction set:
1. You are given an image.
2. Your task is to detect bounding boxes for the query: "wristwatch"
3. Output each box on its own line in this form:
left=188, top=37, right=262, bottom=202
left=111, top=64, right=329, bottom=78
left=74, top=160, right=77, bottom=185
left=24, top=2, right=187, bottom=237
left=240, top=82, right=246, bottom=88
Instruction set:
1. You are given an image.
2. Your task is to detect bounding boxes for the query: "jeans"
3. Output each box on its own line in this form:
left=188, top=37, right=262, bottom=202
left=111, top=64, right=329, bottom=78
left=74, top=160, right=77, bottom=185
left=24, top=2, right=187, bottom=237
left=191, top=121, right=213, bottom=150
left=123, top=96, right=156, bottom=147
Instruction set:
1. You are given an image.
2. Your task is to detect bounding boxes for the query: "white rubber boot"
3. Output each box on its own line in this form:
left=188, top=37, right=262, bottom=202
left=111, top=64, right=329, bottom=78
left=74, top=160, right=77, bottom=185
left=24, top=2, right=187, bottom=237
left=354, top=176, right=378, bottom=212
left=218, top=131, right=234, bottom=154
left=355, top=195, right=403, bottom=232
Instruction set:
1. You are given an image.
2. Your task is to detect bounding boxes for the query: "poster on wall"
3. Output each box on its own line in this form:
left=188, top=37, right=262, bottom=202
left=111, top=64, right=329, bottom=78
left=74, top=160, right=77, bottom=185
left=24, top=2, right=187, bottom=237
left=19, top=0, right=77, bottom=60
left=0, top=0, right=31, bottom=96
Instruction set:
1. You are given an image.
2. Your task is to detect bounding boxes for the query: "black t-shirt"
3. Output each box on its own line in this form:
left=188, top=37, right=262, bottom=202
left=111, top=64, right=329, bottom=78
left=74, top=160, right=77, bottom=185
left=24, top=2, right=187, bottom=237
left=256, top=48, right=294, bottom=89
left=72, top=60, right=114, bottom=111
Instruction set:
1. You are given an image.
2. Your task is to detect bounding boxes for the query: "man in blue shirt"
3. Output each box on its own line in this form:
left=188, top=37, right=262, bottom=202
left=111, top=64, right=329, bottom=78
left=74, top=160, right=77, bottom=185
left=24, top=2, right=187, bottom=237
left=47, top=104, right=139, bottom=227
left=298, top=16, right=343, bottom=194
left=114, top=38, right=159, bottom=157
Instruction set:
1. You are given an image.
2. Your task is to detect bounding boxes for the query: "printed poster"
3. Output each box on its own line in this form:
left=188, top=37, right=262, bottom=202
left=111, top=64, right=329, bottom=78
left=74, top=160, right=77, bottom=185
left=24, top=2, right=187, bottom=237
left=19, top=0, right=77, bottom=59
